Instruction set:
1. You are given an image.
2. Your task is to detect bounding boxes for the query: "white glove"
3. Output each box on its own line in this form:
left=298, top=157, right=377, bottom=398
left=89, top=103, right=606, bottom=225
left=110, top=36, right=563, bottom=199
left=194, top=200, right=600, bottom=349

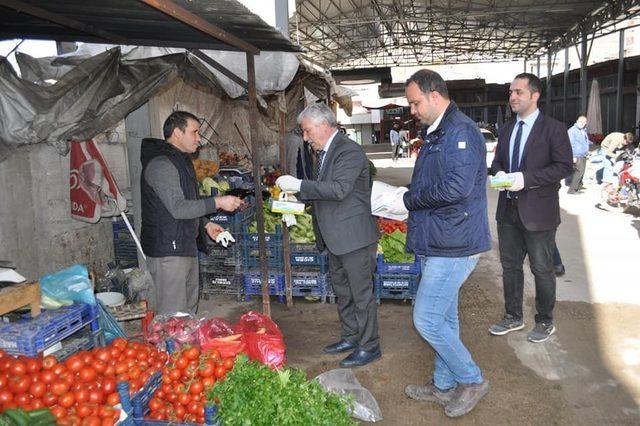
left=275, top=175, right=302, bottom=193
left=505, top=172, right=524, bottom=192
left=215, top=231, right=236, bottom=248
left=282, top=213, right=297, bottom=228
left=491, top=171, right=508, bottom=191
left=387, top=187, right=409, bottom=215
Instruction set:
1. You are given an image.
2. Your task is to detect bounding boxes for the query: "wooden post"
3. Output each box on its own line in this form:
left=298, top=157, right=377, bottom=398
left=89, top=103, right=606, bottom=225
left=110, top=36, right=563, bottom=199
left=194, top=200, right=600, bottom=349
left=246, top=52, right=270, bottom=318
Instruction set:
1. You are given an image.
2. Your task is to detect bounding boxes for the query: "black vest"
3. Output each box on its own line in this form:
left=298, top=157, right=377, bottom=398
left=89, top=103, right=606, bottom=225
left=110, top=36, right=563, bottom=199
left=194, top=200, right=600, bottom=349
left=140, top=138, right=200, bottom=257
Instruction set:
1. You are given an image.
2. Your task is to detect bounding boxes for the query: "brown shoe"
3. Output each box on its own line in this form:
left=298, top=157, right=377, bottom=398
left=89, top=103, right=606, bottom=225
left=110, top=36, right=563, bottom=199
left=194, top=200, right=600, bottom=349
left=444, top=381, right=490, bottom=417
left=404, top=381, right=456, bottom=405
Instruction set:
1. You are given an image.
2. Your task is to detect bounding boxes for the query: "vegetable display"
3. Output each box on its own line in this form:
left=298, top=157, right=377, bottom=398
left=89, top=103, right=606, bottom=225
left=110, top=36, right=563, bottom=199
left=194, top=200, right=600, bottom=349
left=378, top=217, right=407, bottom=235
left=209, top=355, right=355, bottom=426
left=192, top=159, right=219, bottom=182
left=379, top=229, right=414, bottom=263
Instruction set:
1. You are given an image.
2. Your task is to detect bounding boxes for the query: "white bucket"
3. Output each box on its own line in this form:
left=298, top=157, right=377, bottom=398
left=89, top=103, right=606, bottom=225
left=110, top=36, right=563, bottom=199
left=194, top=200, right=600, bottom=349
left=96, top=292, right=126, bottom=307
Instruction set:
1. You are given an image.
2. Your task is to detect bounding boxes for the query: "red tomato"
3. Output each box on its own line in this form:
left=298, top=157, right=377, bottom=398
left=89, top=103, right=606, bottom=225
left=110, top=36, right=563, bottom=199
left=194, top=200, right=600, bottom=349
left=101, top=378, right=116, bottom=395
left=88, top=389, right=105, bottom=405
left=30, top=398, right=44, bottom=409
left=202, top=376, right=215, bottom=389
left=223, top=357, right=235, bottom=370
left=177, top=392, right=191, bottom=406
left=0, top=390, right=13, bottom=404
left=52, top=363, right=67, bottom=375
left=83, top=415, right=102, bottom=426
left=106, top=392, right=119, bottom=406
left=0, top=358, right=13, bottom=372
left=188, top=380, right=203, bottom=396
left=41, top=355, right=57, bottom=370
left=51, top=380, right=71, bottom=396
left=74, top=387, right=90, bottom=403
left=79, top=367, right=97, bottom=383
left=39, top=369, right=56, bottom=384
left=93, top=360, right=107, bottom=375
left=174, top=356, right=189, bottom=370
left=0, top=375, right=6, bottom=388
left=214, top=365, right=227, bottom=379
left=42, top=392, right=57, bottom=407
left=76, top=403, right=93, bottom=418
left=9, top=361, right=27, bottom=376
left=65, top=354, right=84, bottom=373
left=58, top=392, right=75, bottom=408
left=183, top=347, right=200, bottom=361
left=25, top=358, right=42, bottom=373
left=92, top=348, right=111, bottom=363
left=9, top=375, right=31, bottom=394
left=29, top=380, right=46, bottom=398
left=111, top=338, right=127, bottom=351
left=50, top=405, right=67, bottom=420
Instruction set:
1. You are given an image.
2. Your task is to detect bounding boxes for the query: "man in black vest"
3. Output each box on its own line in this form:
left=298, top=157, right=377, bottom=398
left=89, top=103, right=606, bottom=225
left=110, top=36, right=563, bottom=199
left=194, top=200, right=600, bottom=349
left=141, top=111, right=243, bottom=314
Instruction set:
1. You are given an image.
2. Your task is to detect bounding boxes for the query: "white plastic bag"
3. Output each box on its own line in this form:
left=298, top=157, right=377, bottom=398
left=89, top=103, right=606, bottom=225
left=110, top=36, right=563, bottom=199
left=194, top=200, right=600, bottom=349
left=314, top=369, right=383, bottom=422
left=370, top=180, right=408, bottom=221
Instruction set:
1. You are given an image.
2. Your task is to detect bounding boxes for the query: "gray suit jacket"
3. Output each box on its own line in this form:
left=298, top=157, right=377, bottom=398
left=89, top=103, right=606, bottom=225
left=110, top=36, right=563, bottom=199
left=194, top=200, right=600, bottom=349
left=299, top=133, right=380, bottom=255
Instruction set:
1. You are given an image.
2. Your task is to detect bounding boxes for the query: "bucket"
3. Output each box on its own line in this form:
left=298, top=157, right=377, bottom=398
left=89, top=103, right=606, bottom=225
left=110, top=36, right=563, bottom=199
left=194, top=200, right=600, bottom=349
left=96, top=291, right=126, bottom=307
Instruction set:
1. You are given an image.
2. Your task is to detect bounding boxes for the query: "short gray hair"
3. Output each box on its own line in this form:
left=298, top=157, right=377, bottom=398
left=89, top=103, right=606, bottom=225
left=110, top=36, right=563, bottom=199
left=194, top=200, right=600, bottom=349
left=297, top=103, right=337, bottom=127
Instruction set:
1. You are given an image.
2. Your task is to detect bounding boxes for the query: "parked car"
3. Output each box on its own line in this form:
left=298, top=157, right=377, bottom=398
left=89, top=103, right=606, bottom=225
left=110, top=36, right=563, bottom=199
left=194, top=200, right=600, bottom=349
left=481, top=128, right=498, bottom=170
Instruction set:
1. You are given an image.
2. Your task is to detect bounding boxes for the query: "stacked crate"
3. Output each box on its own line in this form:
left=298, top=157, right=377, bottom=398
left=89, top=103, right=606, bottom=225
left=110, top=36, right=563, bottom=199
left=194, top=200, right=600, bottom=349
left=241, top=225, right=285, bottom=301
left=112, top=215, right=139, bottom=268
left=374, top=254, right=421, bottom=304
left=289, top=243, right=330, bottom=303
left=198, top=200, right=255, bottom=301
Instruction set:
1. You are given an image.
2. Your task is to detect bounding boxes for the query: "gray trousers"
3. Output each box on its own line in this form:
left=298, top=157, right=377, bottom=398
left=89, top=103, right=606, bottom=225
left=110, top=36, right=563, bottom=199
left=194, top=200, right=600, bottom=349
left=147, top=256, right=199, bottom=315
left=327, top=242, right=379, bottom=351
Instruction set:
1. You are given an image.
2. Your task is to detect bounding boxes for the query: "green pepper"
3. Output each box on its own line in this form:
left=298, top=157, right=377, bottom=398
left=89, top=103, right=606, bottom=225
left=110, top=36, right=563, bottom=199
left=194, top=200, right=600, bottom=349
left=3, top=409, right=28, bottom=426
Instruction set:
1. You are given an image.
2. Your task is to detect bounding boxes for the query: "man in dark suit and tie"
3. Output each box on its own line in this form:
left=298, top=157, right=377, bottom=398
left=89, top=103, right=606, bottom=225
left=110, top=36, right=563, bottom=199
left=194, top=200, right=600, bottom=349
left=488, top=73, right=573, bottom=343
left=276, top=103, right=381, bottom=367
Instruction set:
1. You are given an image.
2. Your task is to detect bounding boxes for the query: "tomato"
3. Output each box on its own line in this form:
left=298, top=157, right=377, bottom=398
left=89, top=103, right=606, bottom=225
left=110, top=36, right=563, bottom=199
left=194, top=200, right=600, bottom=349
left=52, top=363, right=67, bottom=375
left=66, top=354, right=85, bottom=373
left=177, top=392, right=191, bottom=406
left=209, top=350, right=221, bottom=362
left=98, top=404, right=116, bottom=419
left=42, top=392, right=57, bottom=406
left=183, top=347, right=200, bottom=361
left=76, top=403, right=94, bottom=418
left=79, top=367, right=97, bottom=383
left=111, top=338, right=127, bottom=351
left=106, top=392, right=119, bottom=406
left=223, top=357, right=235, bottom=370
left=74, top=387, right=90, bottom=404
left=93, top=360, right=107, bottom=375
left=0, top=390, right=13, bottom=404
left=186, top=401, right=202, bottom=415
left=25, top=358, right=42, bottom=373
left=39, top=369, right=56, bottom=384
left=50, top=405, right=67, bottom=420
left=202, top=376, right=215, bottom=389
left=0, top=374, right=6, bottom=388
left=83, top=415, right=102, bottom=426
left=14, top=392, right=31, bottom=407
left=41, top=355, right=57, bottom=369
left=58, top=392, right=75, bottom=408
left=165, top=391, right=178, bottom=403
left=93, top=348, right=111, bottom=363
left=31, top=398, right=44, bottom=409
left=214, top=365, right=227, bottom=379
left=88, top=389, right=105, bottom=405
left=114, top=362, right=128, bottom=376
left=168, top=368, right=182, bottom=381
left=188, top=380, right=203, bottom=396
left=0, top=358, right=13, bottom=372
left=9, top=375, right=31, bottom=394
left=51, top=380, right=71, bottom=396
left=103, top=364, right=115, bottom=377
left=174, top=356, right=189, bottom=370
left=108, top=347, right=121, bottom=360
left=101, top=377, right=116, bottom=395
left=128, top=366, right=141, bottom=381
left=9, top=361, right=27, bottom=376
left=29, top=380, right=46, bottom=398
left=172, top=404, right=186, bottom=420
left=0, top=350, right=5, bottom=359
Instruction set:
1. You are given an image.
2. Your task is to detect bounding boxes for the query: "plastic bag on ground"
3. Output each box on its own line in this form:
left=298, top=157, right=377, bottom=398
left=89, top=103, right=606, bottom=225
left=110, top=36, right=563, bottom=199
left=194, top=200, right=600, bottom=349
left=234, top=311, right=286, bottom=369
left=146, top=312, right=202, bottom=349
left=314, top=368, right=383, bottom=422
left=40, top=264, right=97, bottom=305
left=198, top=317, right=246, bottom=358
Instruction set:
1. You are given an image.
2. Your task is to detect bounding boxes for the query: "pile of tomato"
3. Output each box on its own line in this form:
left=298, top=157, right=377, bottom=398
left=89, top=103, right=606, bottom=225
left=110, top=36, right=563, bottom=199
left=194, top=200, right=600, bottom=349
left=0, top=337, right=167, bottom=426
left=147, top=346, right=234, bottom=423
left=378, top=217, right=408, bottom=234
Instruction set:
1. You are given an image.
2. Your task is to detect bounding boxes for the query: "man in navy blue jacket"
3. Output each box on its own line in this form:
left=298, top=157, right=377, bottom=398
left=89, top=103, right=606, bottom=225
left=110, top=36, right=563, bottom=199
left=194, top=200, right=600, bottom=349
left=388, top=69, right=491, bottom=418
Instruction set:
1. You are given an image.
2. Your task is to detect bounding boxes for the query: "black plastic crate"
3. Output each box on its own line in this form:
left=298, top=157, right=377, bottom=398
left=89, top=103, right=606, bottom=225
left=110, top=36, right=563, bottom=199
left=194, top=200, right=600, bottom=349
left=374, top=273, right=419, bottom=304
left=209, top=197, right=256, bottom=232
left=199, top=247, right=242, bottom=269
left=199, top=269, right=243, bottom=301
left=112, top=216, right=139, bottom=268
left=291, top=272, right=328, bottom=302
left=376, top=254, right=420, bottom=275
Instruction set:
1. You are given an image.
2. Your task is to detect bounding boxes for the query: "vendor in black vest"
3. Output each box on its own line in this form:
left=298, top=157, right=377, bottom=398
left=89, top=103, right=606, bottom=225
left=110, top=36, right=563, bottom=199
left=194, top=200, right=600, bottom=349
left=140, top=111, right=243, bottom=314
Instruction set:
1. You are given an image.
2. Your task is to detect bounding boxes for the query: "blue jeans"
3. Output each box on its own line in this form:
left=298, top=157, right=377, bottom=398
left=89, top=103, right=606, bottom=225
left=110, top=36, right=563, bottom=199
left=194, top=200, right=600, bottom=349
left=414, top=256, right=483, bottom=391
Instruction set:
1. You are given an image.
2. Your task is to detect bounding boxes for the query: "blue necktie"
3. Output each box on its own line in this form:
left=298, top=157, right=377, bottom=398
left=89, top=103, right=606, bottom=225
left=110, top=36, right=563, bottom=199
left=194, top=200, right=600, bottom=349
left=510, top=121, right=525, bottom=172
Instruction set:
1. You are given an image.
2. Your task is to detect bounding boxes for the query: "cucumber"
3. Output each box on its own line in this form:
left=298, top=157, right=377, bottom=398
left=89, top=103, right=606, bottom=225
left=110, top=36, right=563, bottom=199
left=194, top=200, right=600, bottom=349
left=40, top=294, right=63, bottom=309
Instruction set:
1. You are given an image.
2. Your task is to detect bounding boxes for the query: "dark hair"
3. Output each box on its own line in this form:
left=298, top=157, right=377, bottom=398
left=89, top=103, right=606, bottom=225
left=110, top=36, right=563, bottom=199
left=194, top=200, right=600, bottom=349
left=514, top=73, right=543, bottom=96
left=405, top=69, right=449, bottom=98
left=163, top=111, right=200, bottom=139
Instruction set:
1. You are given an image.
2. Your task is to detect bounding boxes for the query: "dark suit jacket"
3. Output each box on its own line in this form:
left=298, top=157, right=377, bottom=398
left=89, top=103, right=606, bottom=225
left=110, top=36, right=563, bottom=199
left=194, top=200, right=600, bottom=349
left=491, top=113, right=573, bottom=231
left=299, top=132, right=380, bottom=255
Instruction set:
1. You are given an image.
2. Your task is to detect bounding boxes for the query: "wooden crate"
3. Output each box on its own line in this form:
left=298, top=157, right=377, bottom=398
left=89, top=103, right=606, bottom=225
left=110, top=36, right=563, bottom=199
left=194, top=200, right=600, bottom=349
left=0, top=281, right=40, bottom=317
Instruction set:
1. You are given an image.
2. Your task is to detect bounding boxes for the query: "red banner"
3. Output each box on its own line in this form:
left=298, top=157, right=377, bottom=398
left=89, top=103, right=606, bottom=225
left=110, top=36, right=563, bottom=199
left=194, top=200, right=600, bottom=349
left=70, top=140, right=126, bottom=223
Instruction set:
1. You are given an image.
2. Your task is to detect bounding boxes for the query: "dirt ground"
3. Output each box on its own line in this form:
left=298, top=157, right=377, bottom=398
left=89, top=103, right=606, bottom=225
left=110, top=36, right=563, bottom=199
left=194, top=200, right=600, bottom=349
left=200, top=245, right=640, bottom=425
left=194, top=148, right=640, bottom=425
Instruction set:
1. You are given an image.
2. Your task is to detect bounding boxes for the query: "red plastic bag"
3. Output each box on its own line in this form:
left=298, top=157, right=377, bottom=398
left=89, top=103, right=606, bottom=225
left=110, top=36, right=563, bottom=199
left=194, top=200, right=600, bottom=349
left=234, top=311, right=286, bottom=369
left=198, top=317, right=246, bottom=358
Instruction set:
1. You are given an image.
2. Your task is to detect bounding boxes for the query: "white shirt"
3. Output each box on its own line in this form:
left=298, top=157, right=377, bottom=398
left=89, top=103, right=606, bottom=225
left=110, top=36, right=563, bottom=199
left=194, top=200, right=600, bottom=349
left=426, top=109, right=446, bottom=135
left=318, top=129, right=339, bottom=170
left=509, top=109, right=540, bottom=170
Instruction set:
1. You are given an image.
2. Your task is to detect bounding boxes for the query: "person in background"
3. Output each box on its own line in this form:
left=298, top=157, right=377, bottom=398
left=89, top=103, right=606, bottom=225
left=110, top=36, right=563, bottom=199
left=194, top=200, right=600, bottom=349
left=387, top=69, right=491, bottom=418
left=488, top=73, right=573, bottom=343
left=140, top=111, right=243, bottom=315
left=600, top=132, right=635, bottom=186
left=566, top=116, right=589, bottom=194
left=390, top=122, right=401, bottom=161
left=275, top=103, right=381, bottom=368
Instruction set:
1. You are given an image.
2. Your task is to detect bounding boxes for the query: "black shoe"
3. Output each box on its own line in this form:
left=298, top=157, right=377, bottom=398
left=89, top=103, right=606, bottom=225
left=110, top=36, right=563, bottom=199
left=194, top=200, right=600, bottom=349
left=339, top=347, right=382, bottom=367
left=554, top=264, right=565, bottom=276
left=323, top=339, right=357, bottom=354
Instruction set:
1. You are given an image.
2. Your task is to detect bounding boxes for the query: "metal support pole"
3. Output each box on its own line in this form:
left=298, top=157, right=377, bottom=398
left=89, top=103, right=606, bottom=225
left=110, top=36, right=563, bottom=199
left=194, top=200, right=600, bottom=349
left=563, top=47, right=569, bottom=123
left=278, top=93, right=293, bottom=307
left=536, top=56, right=541, bottom=77
left=580, top=28, right=588, bottom=115
left=616, top=29, right=625, bottom=131
left=523, top=57, right=527, bottom=73
left=547, top=49, right=553, bottom=113
left=246, top=52, right=270, bottom=317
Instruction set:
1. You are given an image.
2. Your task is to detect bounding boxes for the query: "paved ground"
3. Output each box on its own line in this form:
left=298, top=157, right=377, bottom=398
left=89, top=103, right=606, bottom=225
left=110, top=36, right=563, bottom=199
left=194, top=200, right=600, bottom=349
left=199, top=147, right=640, bottom=425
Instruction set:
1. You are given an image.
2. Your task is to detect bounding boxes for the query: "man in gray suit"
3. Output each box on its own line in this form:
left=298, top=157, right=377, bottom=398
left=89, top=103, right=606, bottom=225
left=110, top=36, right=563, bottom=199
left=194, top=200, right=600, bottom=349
left=276, top=103, right=381, bottom=367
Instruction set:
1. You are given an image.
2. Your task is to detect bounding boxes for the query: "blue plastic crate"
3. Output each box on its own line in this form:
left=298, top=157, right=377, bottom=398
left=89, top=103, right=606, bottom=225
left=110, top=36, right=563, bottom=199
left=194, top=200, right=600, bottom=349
left=374, top=273, right=419, bottom=303
left=0, top=302, right=99, bottom=357
left=242, top=272, right=285, bottom=301
left=50, top=329, right=103, bottom=361
left=241, top=225, right=284, bottom=269
left=376, top=254, right=420, bottom=275
left=290, top=249, right=328, bottom=273
left=291, top=272, right=328, bottom=302
left=209, top=198, right=256, bottom=231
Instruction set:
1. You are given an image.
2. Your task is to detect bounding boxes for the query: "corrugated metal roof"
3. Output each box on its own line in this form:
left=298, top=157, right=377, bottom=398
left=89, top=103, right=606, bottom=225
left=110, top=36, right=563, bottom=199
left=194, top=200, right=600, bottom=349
left=0, top=0, right=301, bottom=53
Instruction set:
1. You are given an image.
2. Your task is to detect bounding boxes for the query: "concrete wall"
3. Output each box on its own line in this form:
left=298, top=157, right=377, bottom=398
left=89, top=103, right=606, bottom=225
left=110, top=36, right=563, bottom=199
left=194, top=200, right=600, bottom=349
left=0, top=130, right=130, bottom=282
